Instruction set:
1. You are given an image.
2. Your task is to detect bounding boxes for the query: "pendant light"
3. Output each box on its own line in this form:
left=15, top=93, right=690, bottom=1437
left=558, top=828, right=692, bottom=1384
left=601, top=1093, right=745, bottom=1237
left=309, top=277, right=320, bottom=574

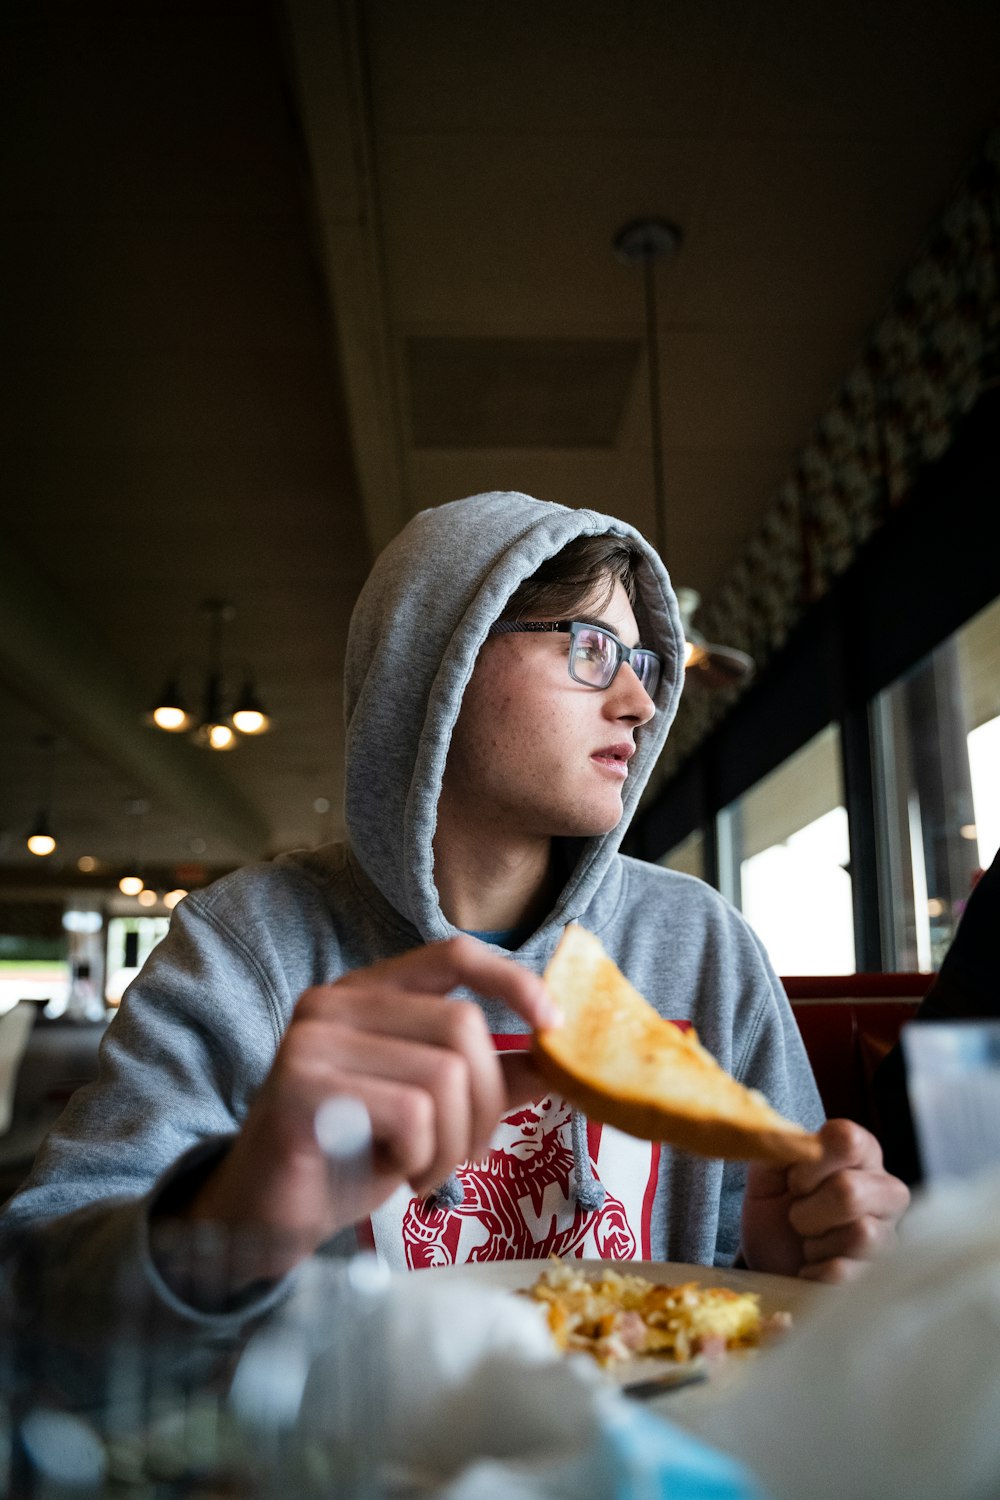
left=149, top=600, right=271, bottom=749
left=26, top=813, right=57, bottom=858
left=614, top=218, right=755, bottom=687
left=25, top=734, right=58, bottom=857
left=118, top=798, right=148, bottom=896
left=149, top=679, right=193, bottom=733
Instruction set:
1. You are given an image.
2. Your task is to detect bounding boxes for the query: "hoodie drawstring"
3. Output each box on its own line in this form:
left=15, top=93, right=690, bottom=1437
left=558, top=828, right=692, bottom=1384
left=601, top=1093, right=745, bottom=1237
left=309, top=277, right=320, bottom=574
left=570, top=1109, right=606, bottom=1212
left=429, top=1109, right=605, bottom=1215
left=429, top=1173, right=464, bottom=1210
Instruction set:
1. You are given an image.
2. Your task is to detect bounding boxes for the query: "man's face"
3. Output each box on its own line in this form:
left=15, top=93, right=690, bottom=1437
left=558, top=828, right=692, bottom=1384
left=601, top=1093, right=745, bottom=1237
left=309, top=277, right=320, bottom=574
left=439, top=579, right=657, bottom=843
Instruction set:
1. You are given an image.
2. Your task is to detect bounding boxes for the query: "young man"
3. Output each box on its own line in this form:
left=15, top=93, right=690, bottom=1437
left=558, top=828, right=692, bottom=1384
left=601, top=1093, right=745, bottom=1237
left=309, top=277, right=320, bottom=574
left=0, top=492, right=907, bottom=1329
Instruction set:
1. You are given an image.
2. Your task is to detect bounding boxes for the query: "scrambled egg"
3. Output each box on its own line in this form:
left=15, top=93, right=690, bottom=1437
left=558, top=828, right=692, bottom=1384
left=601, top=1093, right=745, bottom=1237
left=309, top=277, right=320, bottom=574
left=521, top=1257, right=770, bottom=1368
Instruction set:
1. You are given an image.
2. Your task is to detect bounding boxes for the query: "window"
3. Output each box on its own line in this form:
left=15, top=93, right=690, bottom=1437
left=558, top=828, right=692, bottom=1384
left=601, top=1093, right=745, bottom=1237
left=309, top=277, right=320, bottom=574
left=873, top=593, right=1000, bottom=972
left=0, top=903, right=69, bottom=1015
left=105, top=916, right=170, bottom=1006
left=657, top=829, right=705, bottom=881
left=717, top=725, right=855, bottom=975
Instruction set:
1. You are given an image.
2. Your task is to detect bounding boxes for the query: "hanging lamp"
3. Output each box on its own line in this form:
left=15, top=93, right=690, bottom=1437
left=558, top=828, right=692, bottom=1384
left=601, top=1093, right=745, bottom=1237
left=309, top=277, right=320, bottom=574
left=25, top=734, right=58, bottom=857
left=118, top=798, right=149, bottom=896
left=149, top=600, right=271, bottom=749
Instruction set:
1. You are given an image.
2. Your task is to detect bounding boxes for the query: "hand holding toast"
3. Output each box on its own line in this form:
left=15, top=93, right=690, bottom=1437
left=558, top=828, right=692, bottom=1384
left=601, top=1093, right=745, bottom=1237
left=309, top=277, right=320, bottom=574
left=740, top=1118, right=910, bottom=1282
left=535, top=926, right=908, bottom=1281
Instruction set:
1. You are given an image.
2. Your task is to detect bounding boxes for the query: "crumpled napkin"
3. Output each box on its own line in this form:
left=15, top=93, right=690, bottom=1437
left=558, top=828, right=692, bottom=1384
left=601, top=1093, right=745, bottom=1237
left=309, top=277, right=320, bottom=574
left=380, top=1271, right=770, bottom=1499
left=673, top=1166, right=1000, bottom=1500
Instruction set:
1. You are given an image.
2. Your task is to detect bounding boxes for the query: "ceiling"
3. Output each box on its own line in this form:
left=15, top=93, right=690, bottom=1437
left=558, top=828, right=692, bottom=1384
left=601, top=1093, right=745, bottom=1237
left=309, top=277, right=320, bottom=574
left=1, top=0, right=998, bottom=900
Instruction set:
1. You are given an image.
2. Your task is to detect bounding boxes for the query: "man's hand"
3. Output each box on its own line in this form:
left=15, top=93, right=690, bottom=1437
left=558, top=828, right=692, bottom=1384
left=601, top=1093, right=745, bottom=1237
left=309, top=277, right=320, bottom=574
left=739, top=1118, right=910, bottom=1283
left=173, top=937, right=557, bottom=1280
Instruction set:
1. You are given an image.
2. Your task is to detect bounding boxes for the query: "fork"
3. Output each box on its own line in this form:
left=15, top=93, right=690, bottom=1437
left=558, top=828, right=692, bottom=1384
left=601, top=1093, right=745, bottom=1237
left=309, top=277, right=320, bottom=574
left=622, top=1359, right=709, bottom=1401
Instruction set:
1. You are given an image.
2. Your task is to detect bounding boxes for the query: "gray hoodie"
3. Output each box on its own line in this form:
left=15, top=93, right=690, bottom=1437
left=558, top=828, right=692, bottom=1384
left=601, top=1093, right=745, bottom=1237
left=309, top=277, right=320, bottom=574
left=0, top=492, right=822, bottom=1330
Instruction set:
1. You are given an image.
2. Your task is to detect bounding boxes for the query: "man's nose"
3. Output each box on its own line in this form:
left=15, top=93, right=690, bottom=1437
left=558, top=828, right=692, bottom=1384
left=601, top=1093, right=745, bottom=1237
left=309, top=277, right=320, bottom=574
left=607, top=662, right=656, bottom=724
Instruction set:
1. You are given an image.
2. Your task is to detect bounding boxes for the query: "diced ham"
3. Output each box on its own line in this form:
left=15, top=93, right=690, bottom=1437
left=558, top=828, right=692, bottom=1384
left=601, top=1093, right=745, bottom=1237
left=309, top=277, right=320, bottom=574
left=615, top=1311, right=648, bottom=1351
left=694, top=1333, right=728, bottom=1360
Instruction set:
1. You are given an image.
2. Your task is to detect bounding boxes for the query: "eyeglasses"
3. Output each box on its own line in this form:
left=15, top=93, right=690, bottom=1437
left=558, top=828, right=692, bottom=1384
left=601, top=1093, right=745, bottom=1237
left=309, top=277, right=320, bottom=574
left=487, top=619, right=663, bottom=697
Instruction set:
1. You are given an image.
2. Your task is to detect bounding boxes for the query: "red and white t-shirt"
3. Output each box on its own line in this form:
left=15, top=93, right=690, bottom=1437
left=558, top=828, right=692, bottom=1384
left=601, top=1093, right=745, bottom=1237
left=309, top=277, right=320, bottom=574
left=365, top=1034, right=663, bottom=1269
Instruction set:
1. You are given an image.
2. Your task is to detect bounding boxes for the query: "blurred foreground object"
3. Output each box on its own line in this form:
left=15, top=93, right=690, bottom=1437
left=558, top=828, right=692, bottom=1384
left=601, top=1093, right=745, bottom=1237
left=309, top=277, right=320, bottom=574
left=0, top=1243, right=389, bottom=1498
left=673, top=1167, right=1000, bottom=1500
left=902, top=1021, right=1000, bottom=1183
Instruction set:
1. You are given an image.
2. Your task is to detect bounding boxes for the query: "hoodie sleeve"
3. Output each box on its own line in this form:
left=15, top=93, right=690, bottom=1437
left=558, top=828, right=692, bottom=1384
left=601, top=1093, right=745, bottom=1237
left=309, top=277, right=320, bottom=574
left=0, top=889, right=294, bottom=1339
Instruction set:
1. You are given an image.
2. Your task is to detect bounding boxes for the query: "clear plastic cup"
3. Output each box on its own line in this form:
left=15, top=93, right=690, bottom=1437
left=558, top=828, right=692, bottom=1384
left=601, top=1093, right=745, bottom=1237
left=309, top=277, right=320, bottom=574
left=902, top=1020, right=1000, bottom=1184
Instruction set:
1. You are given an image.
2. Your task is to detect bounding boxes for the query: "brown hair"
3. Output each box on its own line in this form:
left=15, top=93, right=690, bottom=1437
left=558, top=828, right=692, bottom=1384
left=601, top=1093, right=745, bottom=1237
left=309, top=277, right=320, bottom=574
left=503, top=534, right=642, bottom=621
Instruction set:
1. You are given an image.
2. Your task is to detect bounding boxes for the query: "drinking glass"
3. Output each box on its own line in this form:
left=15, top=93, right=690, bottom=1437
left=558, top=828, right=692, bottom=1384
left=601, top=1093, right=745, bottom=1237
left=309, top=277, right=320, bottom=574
left=902, top=1020, right=1000, bottom=1183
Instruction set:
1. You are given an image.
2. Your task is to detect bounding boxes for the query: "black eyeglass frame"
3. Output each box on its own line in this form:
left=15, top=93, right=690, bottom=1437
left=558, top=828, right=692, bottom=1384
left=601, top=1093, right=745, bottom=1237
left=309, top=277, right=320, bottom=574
left=487, top=618, right=663, bottom=696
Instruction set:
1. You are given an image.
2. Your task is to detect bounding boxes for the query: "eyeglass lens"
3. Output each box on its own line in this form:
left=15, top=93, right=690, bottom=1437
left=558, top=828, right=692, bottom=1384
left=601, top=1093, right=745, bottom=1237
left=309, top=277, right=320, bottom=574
left=571, top=626, right=618, bottom=687
left=570, top=626, right=660, bottom=696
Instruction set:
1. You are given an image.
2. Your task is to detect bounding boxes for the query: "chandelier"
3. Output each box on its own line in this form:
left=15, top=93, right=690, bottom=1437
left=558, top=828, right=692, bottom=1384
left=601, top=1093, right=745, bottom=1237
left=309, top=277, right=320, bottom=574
left=148, top=600, right=271, bottom=750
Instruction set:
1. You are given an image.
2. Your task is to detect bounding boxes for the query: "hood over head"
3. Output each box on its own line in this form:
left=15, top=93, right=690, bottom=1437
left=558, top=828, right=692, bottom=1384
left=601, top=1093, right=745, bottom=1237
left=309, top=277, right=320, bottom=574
left=343, top=492, right=685, bottom=943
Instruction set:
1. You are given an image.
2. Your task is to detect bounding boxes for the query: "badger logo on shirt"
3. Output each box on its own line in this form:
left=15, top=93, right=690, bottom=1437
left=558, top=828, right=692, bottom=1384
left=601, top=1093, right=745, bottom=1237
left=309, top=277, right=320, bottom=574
left=399, top=1093, right=640, bottom=1268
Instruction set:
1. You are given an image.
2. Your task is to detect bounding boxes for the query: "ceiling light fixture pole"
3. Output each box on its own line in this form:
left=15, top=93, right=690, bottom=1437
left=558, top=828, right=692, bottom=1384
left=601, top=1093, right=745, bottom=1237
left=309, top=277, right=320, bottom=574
left=613, top=218, right=681, bottom=561
left=645, top=248, right=667, bottom=557
left=196, top=599, right=234, bottom=751
left=614, top=217, right=755, bottom=689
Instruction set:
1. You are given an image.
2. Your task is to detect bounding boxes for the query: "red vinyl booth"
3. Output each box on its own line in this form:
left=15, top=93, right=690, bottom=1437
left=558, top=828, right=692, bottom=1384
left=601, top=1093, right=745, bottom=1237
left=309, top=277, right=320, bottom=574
left=784, top=974, right=933, bottom=1137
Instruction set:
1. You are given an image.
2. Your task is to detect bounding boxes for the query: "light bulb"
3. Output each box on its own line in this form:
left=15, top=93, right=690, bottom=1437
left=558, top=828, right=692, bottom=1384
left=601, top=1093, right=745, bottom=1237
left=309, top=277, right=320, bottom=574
left=231, top=708, right=267, bottom=735
left=119, top=875, right=144, bottom=896
left=152, top=705, right=191, bottom=732
left=27, top=833, right=56, bottom=857
left=137, top=888, right=158, bottom=907
left=231, top=682, right=270, bottom=735
left=148, top=679, right=193, bottom=732
left=163, top=889, right=188, bottom=910
left=193, top=721, right=237, bottom=750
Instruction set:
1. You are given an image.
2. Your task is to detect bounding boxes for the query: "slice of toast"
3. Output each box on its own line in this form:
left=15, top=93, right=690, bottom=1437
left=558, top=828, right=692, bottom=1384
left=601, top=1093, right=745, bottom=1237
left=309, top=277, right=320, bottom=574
left=535, top=924, right=821, bottom=1164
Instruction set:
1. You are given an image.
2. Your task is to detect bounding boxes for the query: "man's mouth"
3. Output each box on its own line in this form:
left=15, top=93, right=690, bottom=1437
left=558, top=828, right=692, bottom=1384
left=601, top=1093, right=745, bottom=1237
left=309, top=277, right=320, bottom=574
left=590, top=743, right=635, bottom=780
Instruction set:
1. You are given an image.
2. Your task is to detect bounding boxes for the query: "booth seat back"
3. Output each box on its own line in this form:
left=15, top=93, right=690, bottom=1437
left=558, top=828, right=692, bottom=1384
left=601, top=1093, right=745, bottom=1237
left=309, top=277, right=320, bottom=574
left=784, top=974, right=933, bottom=1137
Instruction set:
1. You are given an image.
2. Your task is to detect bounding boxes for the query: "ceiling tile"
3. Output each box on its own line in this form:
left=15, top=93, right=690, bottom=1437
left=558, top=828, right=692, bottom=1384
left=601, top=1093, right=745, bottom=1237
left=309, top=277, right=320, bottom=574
left=379, top=133, right=713, bottom=324
left=405, top=336, right=640, bottom=446
left=733, top=0, right=1000, bottom=140
left=670, top=134, right=982, bottom=325
left=367, top=0, right=754, bottom=137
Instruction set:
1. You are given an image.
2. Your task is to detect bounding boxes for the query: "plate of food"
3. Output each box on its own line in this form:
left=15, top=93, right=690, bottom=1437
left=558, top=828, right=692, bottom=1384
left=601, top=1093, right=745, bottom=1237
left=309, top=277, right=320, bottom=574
left=422, top=1256, right=823, bottom=1393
